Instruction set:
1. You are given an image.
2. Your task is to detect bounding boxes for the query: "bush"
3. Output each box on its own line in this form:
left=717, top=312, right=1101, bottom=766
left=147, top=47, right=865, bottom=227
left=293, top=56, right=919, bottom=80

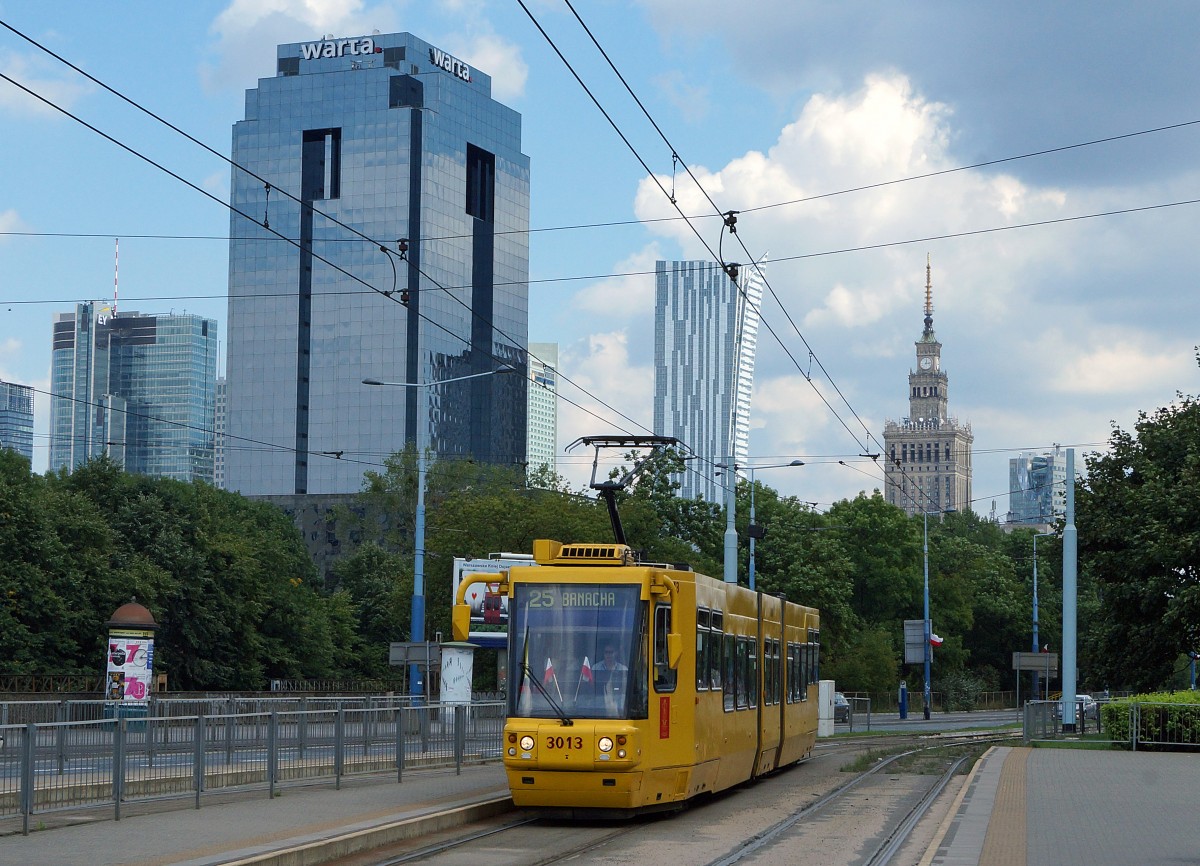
left=1103, top=691, right=1200, bottom=750
left=937, top=670, right=985, bottom=712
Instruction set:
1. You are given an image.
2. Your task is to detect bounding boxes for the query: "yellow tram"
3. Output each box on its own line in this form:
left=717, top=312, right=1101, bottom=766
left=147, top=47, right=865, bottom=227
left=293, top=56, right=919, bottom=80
left=452, top=537, right=820, bottom=815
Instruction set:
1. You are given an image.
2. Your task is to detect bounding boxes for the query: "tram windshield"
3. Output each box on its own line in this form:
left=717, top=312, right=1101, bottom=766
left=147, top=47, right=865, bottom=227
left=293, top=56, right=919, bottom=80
left=509, top=583, right=648, bottom=720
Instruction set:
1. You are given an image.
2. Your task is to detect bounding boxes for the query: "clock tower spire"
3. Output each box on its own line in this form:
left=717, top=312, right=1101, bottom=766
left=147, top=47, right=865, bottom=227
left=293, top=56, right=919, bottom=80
left=882, top=256, right=974, bottom=516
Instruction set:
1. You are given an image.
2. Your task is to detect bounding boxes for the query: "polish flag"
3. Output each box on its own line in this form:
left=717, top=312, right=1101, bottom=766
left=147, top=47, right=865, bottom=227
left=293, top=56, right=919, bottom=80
left=580, top=656, right=593, bottom=684
left=543, top=657, right=556, bottom=684
left=930, top=633, right=944, bottom=647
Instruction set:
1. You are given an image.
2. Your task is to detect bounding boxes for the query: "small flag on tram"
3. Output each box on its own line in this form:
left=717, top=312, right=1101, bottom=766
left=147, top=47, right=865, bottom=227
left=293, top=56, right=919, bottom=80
left=930, top=633, right=944, bottom=647
left=543, top=657, right=556, bottom=684
left=580, top=656, right=593, bottom=684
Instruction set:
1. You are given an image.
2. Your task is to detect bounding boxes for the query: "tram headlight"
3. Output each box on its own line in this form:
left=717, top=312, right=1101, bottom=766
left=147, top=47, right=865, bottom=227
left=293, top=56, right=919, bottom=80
left=617, top=749, right=627, bottom=758
left=597, top=736, right=614, bottom=752
left=519, top=735, right=535, bottom=752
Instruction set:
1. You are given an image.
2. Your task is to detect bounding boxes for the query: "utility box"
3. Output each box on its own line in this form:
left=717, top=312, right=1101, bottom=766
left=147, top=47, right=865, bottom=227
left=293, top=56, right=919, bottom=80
left=818, top=679, right=836, bottom=737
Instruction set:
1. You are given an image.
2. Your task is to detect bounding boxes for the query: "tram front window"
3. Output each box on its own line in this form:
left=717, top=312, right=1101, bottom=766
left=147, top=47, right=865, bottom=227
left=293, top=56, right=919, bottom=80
left=510, top=583, right=647, bottom=720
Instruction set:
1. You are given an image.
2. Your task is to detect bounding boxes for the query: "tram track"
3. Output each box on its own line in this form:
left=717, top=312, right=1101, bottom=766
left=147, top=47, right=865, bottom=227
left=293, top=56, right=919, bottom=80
left=332, top=731, right=1017, bottom=866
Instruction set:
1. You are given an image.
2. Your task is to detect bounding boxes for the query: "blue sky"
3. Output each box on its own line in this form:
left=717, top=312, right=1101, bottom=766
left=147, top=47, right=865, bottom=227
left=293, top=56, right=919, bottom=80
left=2, top=1, right=1198, bottom=515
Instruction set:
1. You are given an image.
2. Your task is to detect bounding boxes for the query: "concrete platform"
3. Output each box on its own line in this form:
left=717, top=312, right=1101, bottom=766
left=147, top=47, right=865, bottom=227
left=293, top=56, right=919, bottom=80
left=3, top=746, right=1199, bottom=866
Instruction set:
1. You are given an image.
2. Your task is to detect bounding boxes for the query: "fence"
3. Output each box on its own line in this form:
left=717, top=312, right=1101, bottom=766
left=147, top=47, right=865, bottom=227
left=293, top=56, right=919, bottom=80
left=1022, top=699, right=1200, bottom=749
left=0, top=697, right=505, bottom=836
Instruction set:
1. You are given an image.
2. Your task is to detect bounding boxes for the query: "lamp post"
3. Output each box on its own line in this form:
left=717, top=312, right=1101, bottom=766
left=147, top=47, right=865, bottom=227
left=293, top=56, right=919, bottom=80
left=922, top=508, right=955, bottom=720
left=745, top=460, right=804, bottom=591
left=363, top=366, right=514, bottom=699
left=1031, top=531, right=1055, bottom=702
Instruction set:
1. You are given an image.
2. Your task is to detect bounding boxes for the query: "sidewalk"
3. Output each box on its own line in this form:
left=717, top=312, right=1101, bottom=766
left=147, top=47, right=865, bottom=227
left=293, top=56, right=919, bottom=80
left=924, top=746, right=1200, bottom=866
left=0, top=763, right=511, bottom=866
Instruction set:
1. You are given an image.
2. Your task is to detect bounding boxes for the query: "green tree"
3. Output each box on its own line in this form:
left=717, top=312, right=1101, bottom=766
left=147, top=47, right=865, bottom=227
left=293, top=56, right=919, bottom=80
left=1078, top=361, right=1200, bottom=692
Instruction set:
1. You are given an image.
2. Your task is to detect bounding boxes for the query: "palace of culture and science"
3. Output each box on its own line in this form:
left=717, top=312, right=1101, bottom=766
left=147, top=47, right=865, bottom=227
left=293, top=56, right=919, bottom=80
left=883, top=260, right=973, bottom=516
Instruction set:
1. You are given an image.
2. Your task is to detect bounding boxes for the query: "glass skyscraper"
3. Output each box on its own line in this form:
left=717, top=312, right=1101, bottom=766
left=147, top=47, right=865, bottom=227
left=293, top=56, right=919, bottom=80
left=225, top=32, right=530, bottom=496
left=1008, top=447, right=1066, bottom=525
left=653, top=260, right=764, bottom=502
left=526, top=342, right=558, bottom=479
left=49, top=302, right=218, bottom=481
left=0, top=380, right=34, bottom=462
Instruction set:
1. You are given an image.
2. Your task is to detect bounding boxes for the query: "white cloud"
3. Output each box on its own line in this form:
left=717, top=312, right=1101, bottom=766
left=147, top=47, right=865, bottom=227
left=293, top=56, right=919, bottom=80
left=0, top=209, right=29, bottom=239
left=461, top=33, right=528, bottom=102
left=0, top=52, right=92, bottom=116
left=570, top=244, right=662, bottom=319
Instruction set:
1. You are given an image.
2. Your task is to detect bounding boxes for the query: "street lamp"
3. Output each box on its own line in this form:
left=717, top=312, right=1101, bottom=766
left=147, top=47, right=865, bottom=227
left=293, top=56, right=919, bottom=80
left=362, top=366, right=515, bottom=699
left=922, top=508, right=955, bottom=720
left=744, top=460, right=804, bottom=591
left=1031, top=531, right=1055, bottom=702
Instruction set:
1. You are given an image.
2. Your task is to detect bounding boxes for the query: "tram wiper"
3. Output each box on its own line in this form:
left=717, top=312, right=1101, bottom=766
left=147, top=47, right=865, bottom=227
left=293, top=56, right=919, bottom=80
left=520, top=661, right=574, bottom=726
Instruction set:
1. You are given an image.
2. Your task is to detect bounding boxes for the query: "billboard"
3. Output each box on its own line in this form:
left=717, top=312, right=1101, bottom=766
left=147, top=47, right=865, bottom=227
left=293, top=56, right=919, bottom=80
left=451, top=553, right=536, bottom=646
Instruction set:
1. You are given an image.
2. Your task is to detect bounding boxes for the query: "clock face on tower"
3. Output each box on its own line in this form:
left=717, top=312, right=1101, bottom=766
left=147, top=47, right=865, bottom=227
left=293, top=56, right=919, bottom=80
left=919, top=357, right=932, bottom=370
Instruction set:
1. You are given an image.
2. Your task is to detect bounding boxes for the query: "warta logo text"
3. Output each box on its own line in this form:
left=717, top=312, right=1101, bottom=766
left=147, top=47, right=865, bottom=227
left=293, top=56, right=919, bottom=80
left=429, top=47, right=471, bottom=82
left=300, top=37, right=380, bottom=60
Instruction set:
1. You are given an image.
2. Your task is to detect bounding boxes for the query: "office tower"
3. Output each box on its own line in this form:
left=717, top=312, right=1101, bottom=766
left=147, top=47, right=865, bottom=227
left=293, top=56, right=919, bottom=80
left=1008, top=447, right=1066, bottom=525
left=225, top=32, right=529, bottom=496
left=654, top=260, right=764, bottom=502
left=49, top=302, right=218, bottom=481
left=0, top=380, right=34, bottom=461
left=883, top=259, right=973, bottom=515
left=526, top=343, right=558, bottom=479
left=214, top=377, right=227, bottom=489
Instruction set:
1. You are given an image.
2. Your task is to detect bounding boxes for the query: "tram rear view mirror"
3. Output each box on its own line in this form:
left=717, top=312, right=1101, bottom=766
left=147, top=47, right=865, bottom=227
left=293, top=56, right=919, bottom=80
left=667, top=633, right=683, bottom=669
left=452, top=605, right=471, bottom=642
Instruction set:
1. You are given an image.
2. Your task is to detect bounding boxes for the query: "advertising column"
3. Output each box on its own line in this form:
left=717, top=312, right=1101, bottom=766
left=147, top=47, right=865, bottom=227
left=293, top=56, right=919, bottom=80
left=105, top=601, right=159, bottom=713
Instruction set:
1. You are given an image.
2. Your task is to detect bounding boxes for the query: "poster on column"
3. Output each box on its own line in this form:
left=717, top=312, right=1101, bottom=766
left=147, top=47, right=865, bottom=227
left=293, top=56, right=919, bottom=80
left=107, top=628, right=155, bottom=704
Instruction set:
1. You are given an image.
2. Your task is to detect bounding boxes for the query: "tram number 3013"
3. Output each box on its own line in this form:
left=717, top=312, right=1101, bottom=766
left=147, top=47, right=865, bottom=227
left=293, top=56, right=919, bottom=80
left=547, top=735, right=583, bottom=750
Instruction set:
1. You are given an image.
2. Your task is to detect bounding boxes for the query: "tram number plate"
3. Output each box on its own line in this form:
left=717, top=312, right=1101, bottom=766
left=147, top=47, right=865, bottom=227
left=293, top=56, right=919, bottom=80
left=545, top=735, right=584, bottom=751
left=660, top=696, right=670, bottom=738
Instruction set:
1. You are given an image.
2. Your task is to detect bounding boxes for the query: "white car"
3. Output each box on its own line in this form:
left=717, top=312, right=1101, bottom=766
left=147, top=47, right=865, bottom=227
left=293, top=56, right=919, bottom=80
left=1057, top=694, right=1098, bottom=720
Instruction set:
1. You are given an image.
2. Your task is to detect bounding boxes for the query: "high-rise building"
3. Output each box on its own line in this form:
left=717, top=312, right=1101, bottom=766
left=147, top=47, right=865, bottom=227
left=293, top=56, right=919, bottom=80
left=49, top=302, right=218, bottom=481
left=214, top=377, right=227, bottom=489
left=225, top=32, right=529, bottom=496
left=0, top=380, right=34, bottom=462
left=654, top=260, right=764, bottom=502
left=883, top=260, right=973, bottom=516
left=526, top=343, right=558, bottom=479
left=1008, top=447, right=1066, bottom=525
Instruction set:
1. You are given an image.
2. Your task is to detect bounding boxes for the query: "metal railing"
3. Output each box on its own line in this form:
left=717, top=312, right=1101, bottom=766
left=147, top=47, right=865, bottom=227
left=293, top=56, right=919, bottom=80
left=1021, top=699, right=1200, bottom=749
left=0, top=698, right=505, bottom=835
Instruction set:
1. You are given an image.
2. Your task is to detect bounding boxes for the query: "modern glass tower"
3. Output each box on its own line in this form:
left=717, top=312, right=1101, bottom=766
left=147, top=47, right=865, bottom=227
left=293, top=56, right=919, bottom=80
left=1008, top=447, right=1066, bottom=525
left=0, top=380, right=34, bottom=461
left=526, top=342, right=558, bottom=479
left=653, top=260, right=764, bottom=502
left=49, top=302, right=218, bottom=481
left=225, top=32, right=530, bottom=496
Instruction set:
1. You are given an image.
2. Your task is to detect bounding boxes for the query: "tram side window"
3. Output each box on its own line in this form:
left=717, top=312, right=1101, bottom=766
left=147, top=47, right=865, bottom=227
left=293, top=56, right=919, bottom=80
left=762, top=639, right=773, bottom=706
left=696, top=608, right=709, bottom=691
left=748, top=638, right=758, bottom=708
left=768, top=639, right=780, bottom=705
left=789, top=643, right=801, bottom=703
left=735, top=637, right=749, bottom=709
left=723, top=633, right=736, bottom=711
left=653, top=603, right=677, bottom=693
left=709, top=612, right=723, bottom=690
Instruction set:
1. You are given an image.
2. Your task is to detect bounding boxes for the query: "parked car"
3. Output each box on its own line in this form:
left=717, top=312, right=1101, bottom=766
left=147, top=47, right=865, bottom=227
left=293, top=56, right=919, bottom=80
left=834, top=692, right=850, bottom=723
left=1056, top=694, right=1098, bottom=720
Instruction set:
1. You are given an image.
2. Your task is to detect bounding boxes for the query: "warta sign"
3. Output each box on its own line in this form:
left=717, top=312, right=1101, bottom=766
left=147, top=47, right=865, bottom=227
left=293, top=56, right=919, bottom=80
left=429, top=47, right=471, bottom=82
left=300, top=37, right=381, bottom=60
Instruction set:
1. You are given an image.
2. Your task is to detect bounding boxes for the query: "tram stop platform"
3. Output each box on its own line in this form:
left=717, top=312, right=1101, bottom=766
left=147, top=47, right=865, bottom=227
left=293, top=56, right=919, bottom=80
left=2, top=747, right=1200, bottom=866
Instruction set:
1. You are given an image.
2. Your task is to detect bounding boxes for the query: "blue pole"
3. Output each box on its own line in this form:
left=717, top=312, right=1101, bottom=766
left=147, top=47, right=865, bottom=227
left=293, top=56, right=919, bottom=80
left=748, top=469, right=756, bottom=591
left=1062, top=448, right=1078, bottom=731
left=923, top=512, right=931, bottom=720
left=723, top=456, right=737, bottom=584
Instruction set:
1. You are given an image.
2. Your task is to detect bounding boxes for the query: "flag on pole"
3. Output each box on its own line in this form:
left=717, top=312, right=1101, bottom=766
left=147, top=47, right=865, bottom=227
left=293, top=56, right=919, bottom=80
left=930, top=633, right=944, bottom=647
left=543, top=657, right=555, bottom=684
left=580, top=656, right=593, bottom=684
